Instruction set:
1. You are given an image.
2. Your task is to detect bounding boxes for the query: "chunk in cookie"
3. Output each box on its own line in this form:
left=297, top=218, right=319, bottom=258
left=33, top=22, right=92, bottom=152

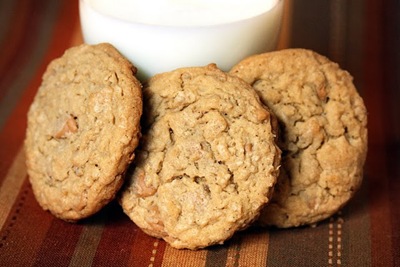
left=120, top=64, right=280, bottom=249
left=25, top=43, right=142, bottom=221
left=230, top=49, right=368, bottom=227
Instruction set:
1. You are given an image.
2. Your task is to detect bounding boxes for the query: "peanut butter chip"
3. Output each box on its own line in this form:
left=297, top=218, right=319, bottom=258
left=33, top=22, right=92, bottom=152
left=54, top=116, right=78, bottom=139
left=134, top=169, right=157, bottom=197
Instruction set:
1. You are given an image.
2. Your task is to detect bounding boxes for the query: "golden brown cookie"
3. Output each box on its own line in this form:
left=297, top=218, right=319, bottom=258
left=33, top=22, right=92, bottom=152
left=25, top=43, right=142, bottom=221
left=120, top=64, right=280, bottom=249
left=230, top=48, right=368, bottom=227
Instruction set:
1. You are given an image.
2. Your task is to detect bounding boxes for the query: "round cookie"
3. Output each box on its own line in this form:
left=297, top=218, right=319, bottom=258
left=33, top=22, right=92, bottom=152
left=119, top=64, right=280, bottom=249
left=230, top=49, right=368, bottom=228
left=25, top=43, right=143, bottom=221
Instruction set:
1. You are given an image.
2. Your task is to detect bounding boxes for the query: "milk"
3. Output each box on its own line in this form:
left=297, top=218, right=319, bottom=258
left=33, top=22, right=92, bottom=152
left=85, top=0, right=279, bottom=26
left=80, top=0, right=284, bottom=81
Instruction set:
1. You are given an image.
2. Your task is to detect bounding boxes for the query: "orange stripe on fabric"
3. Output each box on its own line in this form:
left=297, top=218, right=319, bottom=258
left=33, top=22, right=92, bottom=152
left=235, top=230, right=269, bottom=267
left=127, top=229, right=166, bottom=267
left=161, top=246, right=208, bottom=267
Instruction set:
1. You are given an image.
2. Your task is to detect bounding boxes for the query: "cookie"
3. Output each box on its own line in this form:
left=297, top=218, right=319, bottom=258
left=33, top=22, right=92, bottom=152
left=120, top=64, right=280, bottom=249
left=230, top=49, right=368, bottom=227
left=25, top=43, right=143, bottom=221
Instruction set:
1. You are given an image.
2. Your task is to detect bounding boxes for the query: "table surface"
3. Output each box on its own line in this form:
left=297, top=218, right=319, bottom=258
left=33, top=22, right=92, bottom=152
left=1, top=1, right=399, bottom=266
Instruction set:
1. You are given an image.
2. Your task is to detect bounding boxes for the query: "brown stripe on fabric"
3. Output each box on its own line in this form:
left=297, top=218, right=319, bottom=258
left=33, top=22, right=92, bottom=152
left=0, top=179, right=54, bottom=266
left=328, top=0, right=347, bottom=66
left=205, top=243, right=228, bottom=267
left=267, top=221, right=330, bottom=266
left=289, top=0, right=331, bottom=56
left=0, top=0, right=17, bottom=45
left=0, top=147, right=26, bottom=229
left=343, top=0, right=366, bottom=94
left=225, top=238, right=240, bottom=267
left=161, top=246, right=208, bottom=267
left=340, top=181, right=371, bottom=266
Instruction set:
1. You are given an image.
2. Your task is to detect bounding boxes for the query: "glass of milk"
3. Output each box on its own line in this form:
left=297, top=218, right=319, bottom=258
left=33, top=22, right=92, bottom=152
left=80, top=0, right=284, bottom=81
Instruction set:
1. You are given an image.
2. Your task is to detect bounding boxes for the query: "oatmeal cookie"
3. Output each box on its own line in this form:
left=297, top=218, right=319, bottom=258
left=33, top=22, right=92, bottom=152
left=120, top=64, right=280, bottom=249
left=25, top=43, right=142, bottom=221
left=230, top=49, right=368, bottom=227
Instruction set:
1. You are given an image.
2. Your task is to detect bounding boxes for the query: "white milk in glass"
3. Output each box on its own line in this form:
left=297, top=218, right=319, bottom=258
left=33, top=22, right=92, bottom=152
left=80, top=0, right=283, bottom=81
